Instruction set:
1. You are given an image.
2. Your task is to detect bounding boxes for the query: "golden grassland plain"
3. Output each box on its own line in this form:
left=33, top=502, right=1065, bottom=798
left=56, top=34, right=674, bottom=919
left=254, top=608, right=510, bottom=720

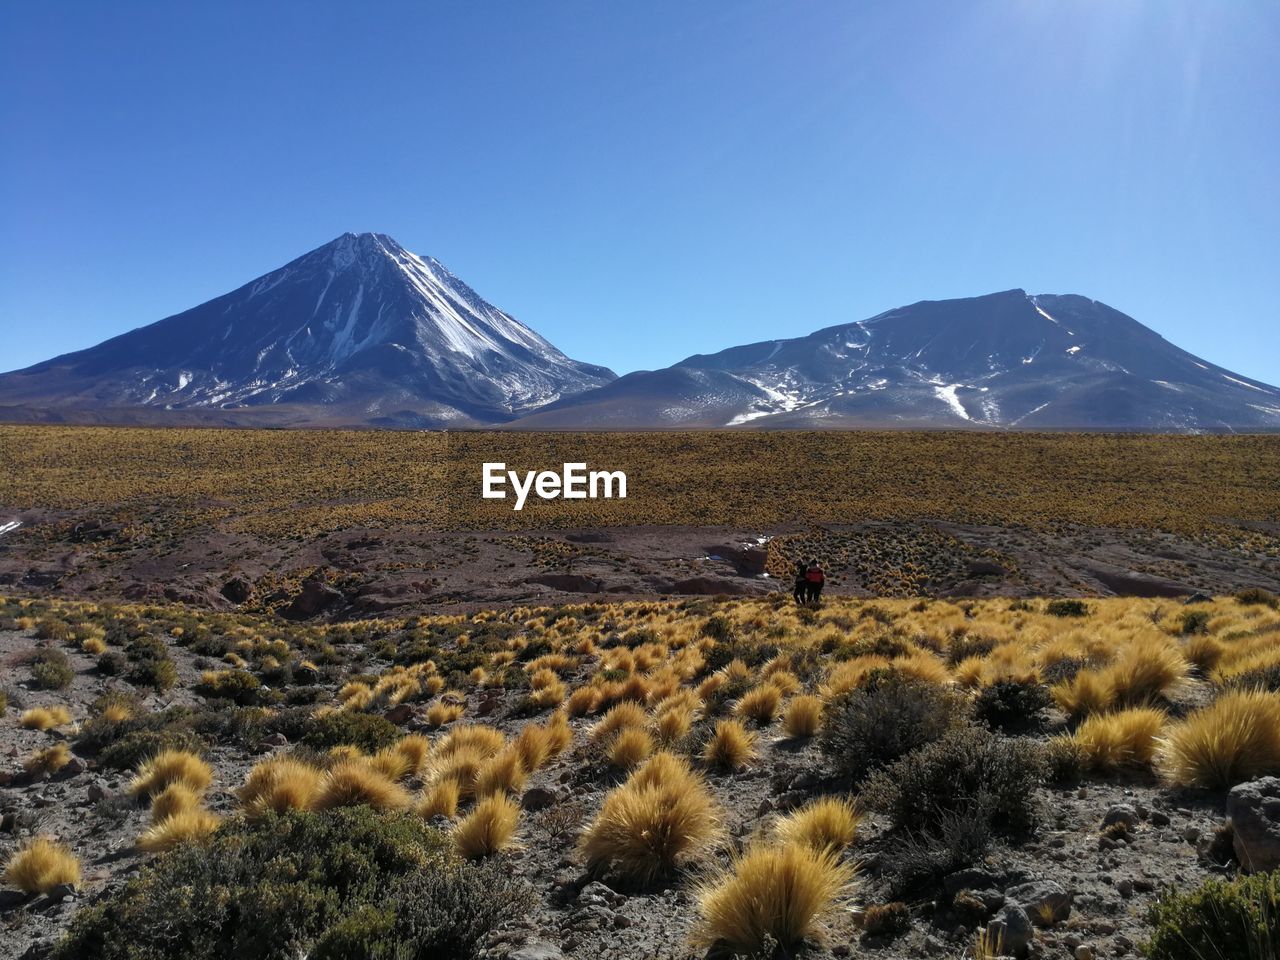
left=1, top=425, right=1278, bottom=540
left=6, top=590, right=1280, bottom=956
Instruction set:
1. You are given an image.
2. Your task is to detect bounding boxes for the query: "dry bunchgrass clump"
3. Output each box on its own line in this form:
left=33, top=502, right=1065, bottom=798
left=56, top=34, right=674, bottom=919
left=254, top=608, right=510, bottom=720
left=20, top=706, right=72, bottom=731
left=1102, top=640, right=1188, bottom=707
left=368, top=745, right=415, bottom=782
left=703, top=719, right=757, bottom=771
left=475, top=749, right=529, bottom=798
left=453, top=792, right=520, bottom=859
left=1052, top=670, right=1111, bottom=720
left=566, top=685, right=601, bottom=717
left=591, top=701, right=648, bottom=745
left=81, top=637, right=107, bottom=655
left=431, top=746, right=486, bottom=799
left=24, top=742, right=71, bottom=776
left=237, top=756, right=323, bottom=817
left=419, top=777, right=461, bottom=819
left=695, top=842, right=855, bottom=951
left=579, top=752, right=722, bottom=886
left=3, top=837, right=81, bottom=894
left=312, top=760, right=413, bottom=811
left=774, top=797, right=861, bottom=852
left=129, top=749, right=213, bottom=798
left=137, top=808, right=221, bottom=853
left=1161, top=689, right=1280, bottom=789
left=391, top=733, right=431, bottom=777
left=425, top=701, right=464, bottom=728
left=736, top=684, right=782, bottom=725
left=782, top=695, right=824, bottom=739
left=514, top=723, right=552, bottom=772
left=1070, top=707, right=1166, bottom=772
left=545, top=711, right=573, bottom=756
left=608, top=727, right=655, bottom=769
left=438, top=724, right=506, bottom=759
left=655, top=703, right=694, bottom=745
left=149, top=783, right=202, bottom=822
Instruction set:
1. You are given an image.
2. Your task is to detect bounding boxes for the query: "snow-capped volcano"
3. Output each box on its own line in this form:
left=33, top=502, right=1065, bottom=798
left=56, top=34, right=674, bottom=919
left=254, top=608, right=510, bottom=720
left=515, top=289, right=1280, bottom=431
left=0, top=233, right=614, bottom=426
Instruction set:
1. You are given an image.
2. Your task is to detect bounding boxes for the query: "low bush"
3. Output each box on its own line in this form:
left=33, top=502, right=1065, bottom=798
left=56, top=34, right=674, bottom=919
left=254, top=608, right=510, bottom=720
left=30, top=648, right=75, bottom=690
left=819, top=673, right=967, bottom=783
left=974, top=679, right=1051, bottom=731
left=1179, top=610, right=1212, bottom=636
left=270, top=707, right=400, bottom=753
left=195, top=669, right=263, bottom=706
left=862, top=726, right=1043, bottom=838
left=1046, top=599, right=1089, bottom=618
left=1145, top=870, right=1280, bottom=960
left=1236, top=588, right=1279, bottom=609
left=54, top=809, right=534, bottom=960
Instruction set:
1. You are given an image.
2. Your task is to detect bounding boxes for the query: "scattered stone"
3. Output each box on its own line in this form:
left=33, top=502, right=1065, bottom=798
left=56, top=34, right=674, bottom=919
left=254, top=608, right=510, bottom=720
left=1226, top=777, right=1280, bottom=873
left=521, top=787, right=558, bottom=812
left=1102, top=804, right=1139, bottom=830
left=1006, top=879, right=1072, bottom=925
left=987, top=903, right=1034, bottom=956
left=507, top=943, right=563, bottom=960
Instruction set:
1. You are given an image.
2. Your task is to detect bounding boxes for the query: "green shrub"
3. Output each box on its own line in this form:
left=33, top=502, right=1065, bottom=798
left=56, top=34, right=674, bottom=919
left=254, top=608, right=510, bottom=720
left=861, top=726, right=1045, bottom=837
left=270, top=706, right=400, bottom=753
left=1046, top=599, right=1089, bottom=618
left=30, top=648, right=75, bottom=690
left=819, top=673, right=967, bottom=783
left=1145, top=871, right=1280, bottom=960
left=124, top=636, right=178, bottom=691
left=97, top=651, right=128, bottom=675
left=195, top=669, right=263, bottom=706
left=55, top=808, right=534, bottom=960
left=1179, top=610, right=1212, bottom=636
left=1237, top=589, right=1279, bottom=610
left=974, top=679, right=1051, bottom=731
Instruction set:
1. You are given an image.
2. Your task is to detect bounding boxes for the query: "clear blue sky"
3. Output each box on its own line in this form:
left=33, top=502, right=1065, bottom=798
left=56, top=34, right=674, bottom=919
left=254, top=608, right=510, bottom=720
left=2, top=1, right=1277, bottom=383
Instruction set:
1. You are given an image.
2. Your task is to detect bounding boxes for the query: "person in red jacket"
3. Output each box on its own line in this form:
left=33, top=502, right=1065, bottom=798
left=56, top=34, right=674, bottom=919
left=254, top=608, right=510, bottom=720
left=803, top=558, right=825, bottom=604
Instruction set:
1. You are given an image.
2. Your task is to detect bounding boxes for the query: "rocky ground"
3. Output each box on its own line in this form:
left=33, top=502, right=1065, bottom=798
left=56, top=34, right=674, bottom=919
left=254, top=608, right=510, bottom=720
left=3, top=509, right=1279, bottom=619
left=0, top=609, right=1251, bottom=960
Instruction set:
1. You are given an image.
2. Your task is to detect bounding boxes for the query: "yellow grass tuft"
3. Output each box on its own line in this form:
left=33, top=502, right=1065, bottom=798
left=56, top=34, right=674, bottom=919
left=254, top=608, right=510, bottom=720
left=475, top=748, right=529, bottom=798
left=137, top=808, right=221, bottom=853
left=703, top=718, right=757, bottom=772
left=425, top=701, right=464, bottom=728
left=608, top=727, right=655, bottom=770
left=566, top=685, right=601, bottom=717
left=81, top=637, right=107, bottom=655
left=237, top=756, right=323, bottom=817
left=736, top=684, right=782, bottom=725
left=782, top=695, right=824, bottom=739
left=453, top=793, right=520, bottom=859
left=419, top=777, right=461, bottom=819
left=774, top=797, right=862, bottom=852
left=128, top=749, right=213, bottom=798
left=578, top=752, right=722, bottom=885
left=544, top=710, right=573, bottom=757
left=1161, top=689, right=1280, bottom=789
left=391, top=733, right=431, bottom=777
left=24, top=742, right=72, bottom=776
left=437, top=724, right=506, bottom=759
left=3, top=837, right=81, bottom=894
left=20, top=706, right=72, bottom=731
left=1071, top=707, right=1166, bottom=772
left=312, top=760, right=413, bottom=811
left=590, top=701, right=648, bottom=745
left=513, top=723, right=552, bottom=772
left=655, top=703, right=694, bottom=745
left=149, top=783, right=203, bottom=823
left=694, top=842, right=855, bottom=951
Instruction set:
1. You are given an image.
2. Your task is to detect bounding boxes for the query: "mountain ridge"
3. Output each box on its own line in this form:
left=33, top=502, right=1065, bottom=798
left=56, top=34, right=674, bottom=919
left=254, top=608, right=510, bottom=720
left=2, top=237, right=1277, bottom=432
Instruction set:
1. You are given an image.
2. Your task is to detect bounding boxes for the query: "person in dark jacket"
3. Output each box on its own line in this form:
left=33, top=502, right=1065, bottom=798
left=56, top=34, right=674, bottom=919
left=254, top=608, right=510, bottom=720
left=803, top=558, right=825, bottom=604
left=792, top=560, right=808, bottom=604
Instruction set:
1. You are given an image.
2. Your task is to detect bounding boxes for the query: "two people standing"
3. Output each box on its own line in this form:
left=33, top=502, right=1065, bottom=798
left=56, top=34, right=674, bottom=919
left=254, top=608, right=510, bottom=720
left=792, top=558, right=825, bottom=605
